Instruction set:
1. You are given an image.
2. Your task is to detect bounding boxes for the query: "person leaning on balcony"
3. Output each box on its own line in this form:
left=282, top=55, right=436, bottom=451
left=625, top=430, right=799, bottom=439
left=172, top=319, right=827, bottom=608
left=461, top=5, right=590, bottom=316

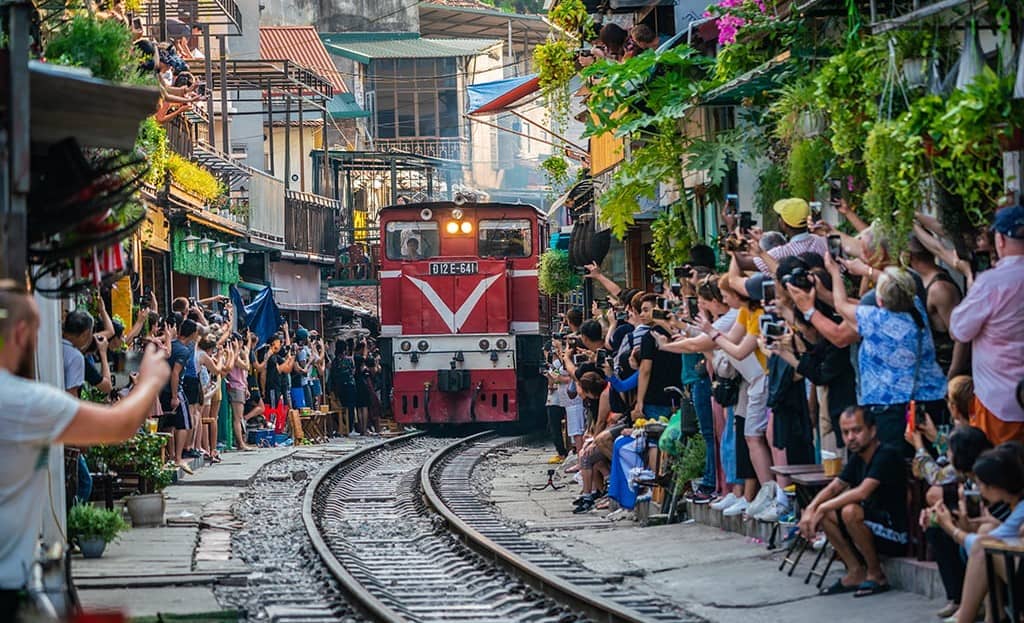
left=0, top=280, right=171, bottom=613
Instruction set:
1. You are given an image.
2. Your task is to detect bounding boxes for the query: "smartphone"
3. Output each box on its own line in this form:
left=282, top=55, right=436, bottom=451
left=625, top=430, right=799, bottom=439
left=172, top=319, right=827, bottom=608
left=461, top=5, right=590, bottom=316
left=761, top=279, right=776, bottom=303
left=809, top=201, right=823, bottom=223
left=596, top=349, right=608, bottom=365
left=572, top=353, right=589, bottom=365
left=829, top=179, right=842, bottom=204
left=143, top=284, right=153, bottom=299
left=828, top=234, right=844, bottom=259
left=674, top=265, right=693, bottom=280
left=652, top=309, right=669, bottom=320
left=965, top=489, right=982, bottom=519
left=738, top=211, right=753, bottom=231
left=686, top=296, right=699, bottom=319
left=670, top=283, right=682, bottom=297
left=941, top=482, right=959, bottom=511
left=972, top=251, right=991, bottom=274
left=132, top=17, right=143, bottom=30
left=656, top=296, right=667, bottom=310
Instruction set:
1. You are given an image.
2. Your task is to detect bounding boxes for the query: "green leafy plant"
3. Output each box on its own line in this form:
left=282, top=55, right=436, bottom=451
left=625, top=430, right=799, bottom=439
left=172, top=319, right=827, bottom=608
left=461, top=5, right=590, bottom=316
left=538, top=248, right=580, bottom=295
left=86, top=432, right=174, bottom=493
left=45, top=14, right=140, bottom=82
left=862, top=118, right=923, bottom=250
left=814, top=40, right=886, bottom=161
left=67, top=503, right=129, bottom=543
left=548, top=0, right=594, bottom=39
left=671, top=435, right=706, bottom=496
left=650, top=200, right=696, bottom=272
left=534, top=39, right=577, bottom=132
left=167, top=153, right=225, bottom=203
left=136, top=117, right=170, bottom=187
left=770, top=77, right=826, bottom=146
left=786, top=137, right=832, bottom=201
left=540, top=154, right=570, bottom=189
left=755, top=162, right=789, bottom=220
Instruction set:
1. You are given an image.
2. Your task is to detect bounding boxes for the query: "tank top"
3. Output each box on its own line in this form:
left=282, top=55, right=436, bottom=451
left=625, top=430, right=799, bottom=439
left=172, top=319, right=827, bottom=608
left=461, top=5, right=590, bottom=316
left=926, top=271, right=959, bottom=374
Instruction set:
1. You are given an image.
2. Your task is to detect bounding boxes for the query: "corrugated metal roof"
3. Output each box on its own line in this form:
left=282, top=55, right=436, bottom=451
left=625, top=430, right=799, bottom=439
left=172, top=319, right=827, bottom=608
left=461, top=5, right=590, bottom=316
left=320, top=32, right=501, bottom=64
left=259, top=26, right=348, bottom=93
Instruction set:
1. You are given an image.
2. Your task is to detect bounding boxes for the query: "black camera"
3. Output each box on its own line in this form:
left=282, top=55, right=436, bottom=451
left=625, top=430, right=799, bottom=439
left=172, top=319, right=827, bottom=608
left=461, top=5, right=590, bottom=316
left=674, top=265, right=693, bottom=280
left=782, top=267, right=814, bottom=291
left=596, top=348, right=608, bottom=365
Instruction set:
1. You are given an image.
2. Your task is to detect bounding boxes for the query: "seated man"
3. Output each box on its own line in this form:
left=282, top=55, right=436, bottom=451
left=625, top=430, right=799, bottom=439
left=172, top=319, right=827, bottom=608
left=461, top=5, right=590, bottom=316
left=799, top=406, right=908, bottom=597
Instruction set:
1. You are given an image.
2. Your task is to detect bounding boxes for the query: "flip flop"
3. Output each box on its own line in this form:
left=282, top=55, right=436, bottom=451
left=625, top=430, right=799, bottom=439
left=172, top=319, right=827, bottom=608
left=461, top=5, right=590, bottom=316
left=819, top=579, right=859, bottom=596
left=853, top=580, right=890, bottom=598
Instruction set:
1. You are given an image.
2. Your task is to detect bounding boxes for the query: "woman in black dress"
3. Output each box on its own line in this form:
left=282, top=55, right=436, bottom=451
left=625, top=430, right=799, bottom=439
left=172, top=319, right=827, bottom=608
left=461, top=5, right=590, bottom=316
left=353, top=340, right=371, bottom=434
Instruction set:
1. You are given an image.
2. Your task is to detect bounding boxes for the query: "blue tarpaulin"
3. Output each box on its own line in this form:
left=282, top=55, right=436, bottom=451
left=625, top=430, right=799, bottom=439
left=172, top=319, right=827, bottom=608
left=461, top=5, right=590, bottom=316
left=467, top=73, right=539, bottom=115
left=230, top=285, right=281, bottom=346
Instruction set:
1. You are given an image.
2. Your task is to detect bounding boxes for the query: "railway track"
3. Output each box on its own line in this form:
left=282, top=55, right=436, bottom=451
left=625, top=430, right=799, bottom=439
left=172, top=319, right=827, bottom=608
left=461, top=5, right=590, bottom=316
left=304, top=431, right=701, bottom=623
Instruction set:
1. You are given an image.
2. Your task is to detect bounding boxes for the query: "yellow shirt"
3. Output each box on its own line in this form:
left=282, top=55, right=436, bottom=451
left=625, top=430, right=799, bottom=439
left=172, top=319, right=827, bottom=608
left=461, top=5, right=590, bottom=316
left=737, top=306, right=767, bottom=371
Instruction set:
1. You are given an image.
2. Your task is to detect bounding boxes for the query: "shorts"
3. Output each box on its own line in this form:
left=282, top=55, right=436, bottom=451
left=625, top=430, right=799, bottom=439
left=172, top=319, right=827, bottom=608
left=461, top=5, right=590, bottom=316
left=227, top=387, right=246, bottom=404
left=158, top=388, right=191, bottom=430
left=182, top=376, right=201, bottom=406
left=737, top=375, right=769, bottom=436
left=310, top=379, right=322, bottom=397
left=837, top=504, right=908, bottom=557
left=970, top=396, right=1024, bottom=445
left=290, top=387, right=307, bottom=409
left=566, top=404, right=586, bottom=438
left=733, top=415, right=755, bottom=480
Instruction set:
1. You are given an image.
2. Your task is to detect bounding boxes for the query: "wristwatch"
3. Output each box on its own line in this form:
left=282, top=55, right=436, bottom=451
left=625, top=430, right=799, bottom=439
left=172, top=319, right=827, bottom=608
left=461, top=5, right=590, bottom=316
left=802, top=308, right=816, bottom=322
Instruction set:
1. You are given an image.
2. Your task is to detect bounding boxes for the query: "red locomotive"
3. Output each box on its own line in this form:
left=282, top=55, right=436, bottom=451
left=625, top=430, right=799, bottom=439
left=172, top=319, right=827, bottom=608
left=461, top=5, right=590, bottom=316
left=378, top=201, right=547, bottom=426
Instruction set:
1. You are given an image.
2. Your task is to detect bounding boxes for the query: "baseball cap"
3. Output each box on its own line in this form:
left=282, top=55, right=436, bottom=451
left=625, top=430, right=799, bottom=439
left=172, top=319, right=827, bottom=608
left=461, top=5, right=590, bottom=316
left=991, top=204, right=1024, bottom=238
left=295, top=327, right=309, bottom=341
left=773, top=198, right=810, bottom=228
left=744, top=272, right=768, bottom=302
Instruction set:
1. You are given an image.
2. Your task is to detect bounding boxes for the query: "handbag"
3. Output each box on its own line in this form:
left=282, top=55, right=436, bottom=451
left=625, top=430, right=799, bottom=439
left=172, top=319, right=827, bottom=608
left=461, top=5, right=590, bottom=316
left=712, top=375, right=741, bottom=407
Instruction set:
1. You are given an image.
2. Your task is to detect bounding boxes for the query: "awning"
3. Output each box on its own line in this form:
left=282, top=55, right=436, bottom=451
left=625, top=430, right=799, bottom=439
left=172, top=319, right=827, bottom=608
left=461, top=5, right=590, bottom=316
left=467, top=74, right=540, bottom=116
left=328, top=93, right=370, bottom=120
left=320, top=32, right=501, bottom=65
left=269, top=261, right=323, bottom=310
left=701, top=52, right=793, bottom=106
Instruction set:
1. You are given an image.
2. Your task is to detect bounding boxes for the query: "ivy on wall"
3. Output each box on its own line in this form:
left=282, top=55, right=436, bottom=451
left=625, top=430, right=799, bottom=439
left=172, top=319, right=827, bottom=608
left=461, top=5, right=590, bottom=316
left=171, top=227, right=239, bottom=284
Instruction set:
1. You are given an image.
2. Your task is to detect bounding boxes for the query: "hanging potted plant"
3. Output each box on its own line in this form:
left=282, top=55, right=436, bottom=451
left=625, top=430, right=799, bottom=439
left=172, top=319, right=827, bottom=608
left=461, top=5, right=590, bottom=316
left=770, top=79, right=826, bottom=144
left=894, top=28, right=936, bottom=90
left=538, top=248, right=580, bottom=296
left=67, top=503, right=129, bottom=559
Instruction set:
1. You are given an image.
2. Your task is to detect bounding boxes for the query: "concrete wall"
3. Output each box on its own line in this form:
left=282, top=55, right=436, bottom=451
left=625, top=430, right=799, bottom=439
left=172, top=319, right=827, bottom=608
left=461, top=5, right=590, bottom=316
left=228, top=0, right=265, bottom=171
left=260, top=0, right=418, bottom=32
left=266, top=125, right=321, bottom=193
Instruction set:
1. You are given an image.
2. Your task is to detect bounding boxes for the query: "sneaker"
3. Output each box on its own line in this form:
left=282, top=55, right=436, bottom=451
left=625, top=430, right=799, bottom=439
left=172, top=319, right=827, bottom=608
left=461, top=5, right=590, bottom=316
left=811, top=534, right=827, bottom=551
left=349, top=431, right=361, bottom=437
left=548, top=454, right=566, bottom=464
left=710, top=492, right=738, bottom=511
left=722, top=497, right=749, bottom=517
left=573, top=497, right=595, bottom=514
left=572, top=472, right=582, bottom=485
left=754, top=501, right=788, bottom=522
left=685, top=490, right=716, bottom=504
left=747, top=482, right=778, bottom=517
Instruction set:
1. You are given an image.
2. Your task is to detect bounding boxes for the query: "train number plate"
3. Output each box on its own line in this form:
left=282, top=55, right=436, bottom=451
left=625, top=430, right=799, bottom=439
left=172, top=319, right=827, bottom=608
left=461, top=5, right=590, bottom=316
left=429, top=261, right=478, bottom=276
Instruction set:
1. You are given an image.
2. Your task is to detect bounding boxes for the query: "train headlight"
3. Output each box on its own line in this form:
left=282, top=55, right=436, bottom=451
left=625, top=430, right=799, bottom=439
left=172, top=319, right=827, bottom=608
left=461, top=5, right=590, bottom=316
left=495, top=338, right=508, bottom=350
left=417, top=340, right=430, bottom=352
left=478, top=339, right=490, bottom=351
left=446, top=221, right=459, bottom=234
left=400, top=340, right=412, bottom=352
left=452, top=208, right=464, bottom=220
left=460, top=221, right=473, bottom=234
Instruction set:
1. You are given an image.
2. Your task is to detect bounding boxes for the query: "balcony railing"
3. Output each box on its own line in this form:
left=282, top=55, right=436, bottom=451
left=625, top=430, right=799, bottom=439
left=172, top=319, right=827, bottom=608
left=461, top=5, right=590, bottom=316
left=165, top=115, right=194, bottom=159
left=376, top=137, right=466, bottom=161
left=285, top=190, right=341, bottom=259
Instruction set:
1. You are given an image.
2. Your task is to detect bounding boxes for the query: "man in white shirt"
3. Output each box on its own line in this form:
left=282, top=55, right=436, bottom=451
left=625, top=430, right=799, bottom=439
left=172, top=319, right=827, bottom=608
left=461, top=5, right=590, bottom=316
left=0, top=281, right=170, bottom=611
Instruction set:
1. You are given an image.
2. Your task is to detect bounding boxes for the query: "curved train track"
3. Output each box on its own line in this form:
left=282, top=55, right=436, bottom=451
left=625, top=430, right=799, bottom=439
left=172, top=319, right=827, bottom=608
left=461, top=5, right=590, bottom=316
left=303, top=431, right=699, bottom=623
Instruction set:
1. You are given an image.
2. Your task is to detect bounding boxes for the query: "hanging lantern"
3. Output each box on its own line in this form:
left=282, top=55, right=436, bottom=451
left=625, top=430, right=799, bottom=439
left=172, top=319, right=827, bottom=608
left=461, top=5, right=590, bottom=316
left=182, top=234, right=200, bottom=252
left=212, top=242, right=228, bottom=258
left=197, top=237, right=214, bottom=253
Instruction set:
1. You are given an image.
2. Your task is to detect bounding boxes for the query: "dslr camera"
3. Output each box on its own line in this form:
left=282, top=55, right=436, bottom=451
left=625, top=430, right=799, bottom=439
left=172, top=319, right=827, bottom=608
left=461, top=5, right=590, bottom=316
left=781, top=267, right=814, bottom=291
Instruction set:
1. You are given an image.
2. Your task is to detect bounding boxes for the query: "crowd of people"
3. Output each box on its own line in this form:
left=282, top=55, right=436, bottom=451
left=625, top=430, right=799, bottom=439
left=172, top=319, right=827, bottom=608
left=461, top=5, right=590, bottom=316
left=543, top=198, right=1024, bottom=620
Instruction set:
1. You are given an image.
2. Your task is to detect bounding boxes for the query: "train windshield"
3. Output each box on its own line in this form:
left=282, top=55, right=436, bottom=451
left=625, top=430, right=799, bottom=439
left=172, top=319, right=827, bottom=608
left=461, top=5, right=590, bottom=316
left=478, top=219, right=532, bottom=258
left=385, top=221, right=439, bottom=260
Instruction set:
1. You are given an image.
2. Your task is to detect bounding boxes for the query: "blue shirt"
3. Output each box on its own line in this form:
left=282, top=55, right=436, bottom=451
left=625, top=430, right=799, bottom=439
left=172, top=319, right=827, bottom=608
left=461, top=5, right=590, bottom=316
left=854, top=299, right=947, bottom=406
left=169, top=339, right=196, bottom=379
left=681, top=353, right=703, bottom=385
left=965, top=501, right=1024, bottom=553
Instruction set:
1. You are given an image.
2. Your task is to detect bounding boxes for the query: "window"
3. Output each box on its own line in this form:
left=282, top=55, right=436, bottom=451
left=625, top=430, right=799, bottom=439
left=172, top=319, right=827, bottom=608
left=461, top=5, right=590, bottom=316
left=478, top=219, right=532, bottom=258
left=385, top=221, right=439, bottom=260
left=371, top=58, right=460, bottom=140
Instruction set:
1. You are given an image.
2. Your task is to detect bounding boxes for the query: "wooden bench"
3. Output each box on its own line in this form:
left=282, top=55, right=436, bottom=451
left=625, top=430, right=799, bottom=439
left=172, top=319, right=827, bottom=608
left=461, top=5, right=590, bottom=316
left=984, top=538, right=1024, bottom=622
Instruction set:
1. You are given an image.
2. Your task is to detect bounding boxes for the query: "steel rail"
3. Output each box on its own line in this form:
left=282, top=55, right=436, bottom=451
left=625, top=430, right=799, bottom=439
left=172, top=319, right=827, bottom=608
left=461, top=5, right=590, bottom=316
left=301, top=431, right=425, bottom=623
left=421, top=432, right=655, bottom=623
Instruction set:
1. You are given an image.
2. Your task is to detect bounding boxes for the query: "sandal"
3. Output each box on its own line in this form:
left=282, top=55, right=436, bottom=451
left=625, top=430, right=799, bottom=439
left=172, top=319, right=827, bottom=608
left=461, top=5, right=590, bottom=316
left=177, top=462, right=194, bottom=475
left=211, top=454, right=222, bottom=464
left=819, top=579, right=859, bottom=596
left=853, top=580, right=890, bottom=598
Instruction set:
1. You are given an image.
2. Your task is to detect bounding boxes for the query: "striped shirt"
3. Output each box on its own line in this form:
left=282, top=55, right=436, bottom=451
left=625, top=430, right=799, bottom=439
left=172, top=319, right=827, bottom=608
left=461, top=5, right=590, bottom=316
left=753, top=232, right=829, bottom=274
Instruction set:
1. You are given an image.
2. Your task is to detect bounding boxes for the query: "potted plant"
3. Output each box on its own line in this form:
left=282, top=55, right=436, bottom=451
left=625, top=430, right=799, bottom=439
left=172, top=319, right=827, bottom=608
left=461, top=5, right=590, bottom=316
left=894, top=29, right=936, bottom=89
left=68, top=503, right=129, bottom=559
left=538, top=248, right=580, bottom=295
left=45, top=14, right=140, bottom=83
left=88, top=433, right=175, bottom=526
left=770, top=78, right=826, bottom=144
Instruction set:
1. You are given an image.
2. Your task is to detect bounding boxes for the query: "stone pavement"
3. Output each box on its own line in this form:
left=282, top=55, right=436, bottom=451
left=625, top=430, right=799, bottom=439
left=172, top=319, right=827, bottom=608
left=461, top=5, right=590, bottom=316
left=73, top=439, right=367, bottom=618
left=483, top=445, right=949, bottom=623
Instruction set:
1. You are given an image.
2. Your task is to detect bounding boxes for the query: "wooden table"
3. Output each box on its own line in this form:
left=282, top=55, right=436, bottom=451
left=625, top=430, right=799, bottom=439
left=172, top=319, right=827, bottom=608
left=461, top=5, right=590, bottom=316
left=984, top=538, right=1024, bottom=622
left=299, top=412, right=329, bottom=443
